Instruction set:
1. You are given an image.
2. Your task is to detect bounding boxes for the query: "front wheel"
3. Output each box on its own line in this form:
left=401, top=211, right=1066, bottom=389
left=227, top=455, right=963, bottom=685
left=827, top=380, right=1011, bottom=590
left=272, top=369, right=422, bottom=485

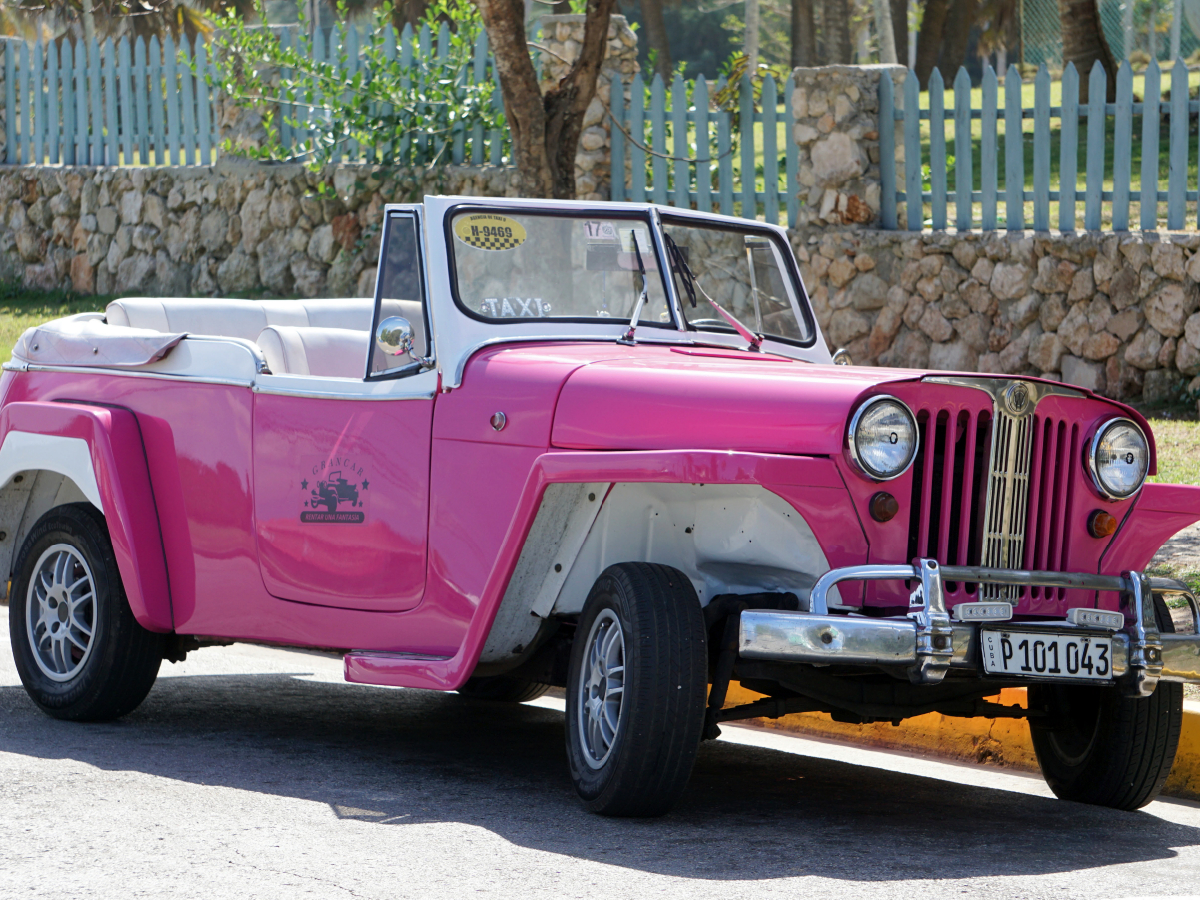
left=1029, top=597, right=1183, bottom=810
left=565, top=562, right=707, bottom=817
left=9, top=503, right=164, bottom=721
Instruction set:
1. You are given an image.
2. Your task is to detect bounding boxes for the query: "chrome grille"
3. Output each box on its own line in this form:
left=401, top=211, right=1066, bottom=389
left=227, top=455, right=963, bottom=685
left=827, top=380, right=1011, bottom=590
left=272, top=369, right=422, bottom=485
left=909, top=377, right=1085, bottom=605
left=980, top=409, right=1034, bottom=600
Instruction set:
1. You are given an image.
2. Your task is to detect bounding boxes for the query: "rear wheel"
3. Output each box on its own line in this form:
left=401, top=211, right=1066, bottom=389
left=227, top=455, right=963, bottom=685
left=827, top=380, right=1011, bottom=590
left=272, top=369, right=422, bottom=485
left=1029, top=597, right=1183, bottom=810
left=9, top=503, right=164, bottom=722
left=565, top=562, right=707, bottom=817
left=457, top=674, right=550, bottom=703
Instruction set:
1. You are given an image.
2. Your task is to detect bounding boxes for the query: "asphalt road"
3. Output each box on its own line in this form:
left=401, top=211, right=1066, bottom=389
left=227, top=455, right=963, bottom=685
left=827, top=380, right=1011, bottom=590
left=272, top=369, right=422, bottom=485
left=3, top=605, right=1200, bottom=900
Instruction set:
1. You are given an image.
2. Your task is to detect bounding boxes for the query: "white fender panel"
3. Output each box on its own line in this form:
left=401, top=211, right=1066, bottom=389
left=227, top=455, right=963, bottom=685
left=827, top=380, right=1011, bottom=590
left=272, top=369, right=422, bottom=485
left=0, top=432, right=103, bottom=512
left=553, top=483, right=842, bottom=615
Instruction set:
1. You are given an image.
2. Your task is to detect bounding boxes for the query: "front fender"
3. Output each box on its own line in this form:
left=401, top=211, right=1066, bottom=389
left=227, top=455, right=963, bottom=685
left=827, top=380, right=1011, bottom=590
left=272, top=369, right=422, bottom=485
left=345, top=449, right=864, bottom=690
left=1101, top=482, right=1200, bottom=575
left=0, top=401, right=172, bottom=632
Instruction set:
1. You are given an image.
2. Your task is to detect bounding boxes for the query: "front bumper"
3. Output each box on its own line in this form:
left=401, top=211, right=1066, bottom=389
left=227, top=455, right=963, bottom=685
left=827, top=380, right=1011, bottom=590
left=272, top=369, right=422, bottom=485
left=738, top=560, right=1200, bottom=695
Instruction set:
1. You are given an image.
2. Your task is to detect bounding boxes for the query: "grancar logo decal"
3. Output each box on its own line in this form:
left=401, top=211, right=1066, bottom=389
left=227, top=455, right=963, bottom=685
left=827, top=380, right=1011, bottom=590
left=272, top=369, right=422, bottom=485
left=300, top=456, right=369, bottom=524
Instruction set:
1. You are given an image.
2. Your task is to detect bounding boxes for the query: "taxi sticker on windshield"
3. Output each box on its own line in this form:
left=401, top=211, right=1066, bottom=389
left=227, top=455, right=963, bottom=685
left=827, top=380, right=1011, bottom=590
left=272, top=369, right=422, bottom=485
left=454, top=214, right=527, bottom=251
left=585, top=221, right=619, bottom=241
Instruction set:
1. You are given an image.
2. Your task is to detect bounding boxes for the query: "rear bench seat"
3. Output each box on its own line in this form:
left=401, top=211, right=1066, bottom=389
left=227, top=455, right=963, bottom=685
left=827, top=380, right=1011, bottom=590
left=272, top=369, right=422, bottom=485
left=105, top=297, right=376, bottom=337
left=104, top=297, right=426, bottom=378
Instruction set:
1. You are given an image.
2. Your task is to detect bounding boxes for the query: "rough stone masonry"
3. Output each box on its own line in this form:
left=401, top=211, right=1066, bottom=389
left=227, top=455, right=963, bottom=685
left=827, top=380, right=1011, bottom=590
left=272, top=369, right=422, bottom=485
left=0, top=160, right=516, bottom=301
left=794, top=226, right=1200, bottom=404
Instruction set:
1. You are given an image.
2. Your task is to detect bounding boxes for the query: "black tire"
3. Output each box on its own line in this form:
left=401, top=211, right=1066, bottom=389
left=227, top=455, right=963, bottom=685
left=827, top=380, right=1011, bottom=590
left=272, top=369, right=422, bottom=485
left=1029, top=596, right=1183, bottom=810
left=565, top=562, right=707, bottom=817
left=9, top=503, right=164, bottom=722
left=457, top=674, right=550, bottom=703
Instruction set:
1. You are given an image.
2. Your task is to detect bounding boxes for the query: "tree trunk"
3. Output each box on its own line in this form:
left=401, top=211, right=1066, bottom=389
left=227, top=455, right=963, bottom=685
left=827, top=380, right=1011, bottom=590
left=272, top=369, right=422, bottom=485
left=473, top=0, right=554, bottom=196
left=542, top=0, right=618, bottom=198
left=641, top=0, right=672, bottom=78
left=889, top=0, right=906, bottom=64
left=913, top=0, right=950, bottom=87
left=406, top=0, right=429, bottom=30
left=1059, top=0, right=1118, bottom=101
left=474, top=0, right=616, bottom=198
left=745, top=0, right=761, bottom=69
left=824, top=0, right=853, bottom=63
left=791, top=0, right=816, bottom=65
left=875, top=0, right=898, bottom=63
left=938, top=0, right=977, bottom=78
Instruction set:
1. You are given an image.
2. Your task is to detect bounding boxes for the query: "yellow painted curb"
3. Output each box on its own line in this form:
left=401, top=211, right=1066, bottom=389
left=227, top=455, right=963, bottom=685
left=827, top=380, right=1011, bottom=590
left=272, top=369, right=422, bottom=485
left=725, top=682, right=1200, bottom=801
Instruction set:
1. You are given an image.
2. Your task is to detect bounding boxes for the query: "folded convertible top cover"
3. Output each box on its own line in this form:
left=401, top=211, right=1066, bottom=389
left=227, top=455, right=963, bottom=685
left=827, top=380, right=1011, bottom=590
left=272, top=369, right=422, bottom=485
left=13, top=315, right=186, bottom=367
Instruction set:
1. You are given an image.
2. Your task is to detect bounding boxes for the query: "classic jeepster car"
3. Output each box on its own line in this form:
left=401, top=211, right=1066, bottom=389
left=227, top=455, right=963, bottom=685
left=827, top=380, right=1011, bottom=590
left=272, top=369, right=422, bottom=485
left=5, top=197, right=1200, bottom=817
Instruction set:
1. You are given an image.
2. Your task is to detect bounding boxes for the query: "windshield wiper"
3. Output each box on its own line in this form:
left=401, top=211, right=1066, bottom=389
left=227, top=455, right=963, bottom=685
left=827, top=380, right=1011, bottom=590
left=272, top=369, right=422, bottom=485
left=618, top=231, right=650, bottom=345
left=664, top=233, right=763, bottom=353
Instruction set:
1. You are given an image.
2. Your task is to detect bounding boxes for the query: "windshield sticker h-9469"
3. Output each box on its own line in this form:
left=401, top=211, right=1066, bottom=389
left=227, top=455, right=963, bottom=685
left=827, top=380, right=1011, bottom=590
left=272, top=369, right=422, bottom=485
left=480, top=298, right=551, bottom=317
left=454, top=214, right=527, bottom=251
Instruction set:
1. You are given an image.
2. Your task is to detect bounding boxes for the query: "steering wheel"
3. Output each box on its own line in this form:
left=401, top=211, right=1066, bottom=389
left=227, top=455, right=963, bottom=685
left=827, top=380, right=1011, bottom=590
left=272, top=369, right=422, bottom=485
left=689, top=318, right=730, bottom=328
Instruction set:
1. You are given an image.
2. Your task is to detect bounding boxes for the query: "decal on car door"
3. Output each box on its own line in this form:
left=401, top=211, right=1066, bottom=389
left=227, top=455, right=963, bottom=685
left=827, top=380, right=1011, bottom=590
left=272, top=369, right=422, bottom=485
left=301, top=455, right=369, bottom=524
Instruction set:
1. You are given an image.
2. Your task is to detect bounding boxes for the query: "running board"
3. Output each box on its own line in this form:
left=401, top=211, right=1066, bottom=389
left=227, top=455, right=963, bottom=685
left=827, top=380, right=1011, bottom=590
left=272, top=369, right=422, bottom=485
left=343, top=650, right=457, bottom=690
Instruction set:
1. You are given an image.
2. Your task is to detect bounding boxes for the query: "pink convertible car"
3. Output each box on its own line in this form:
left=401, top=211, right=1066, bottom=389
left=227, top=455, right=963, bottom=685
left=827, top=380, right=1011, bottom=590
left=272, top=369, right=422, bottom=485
left=4, top=198, right=1200, bottom=815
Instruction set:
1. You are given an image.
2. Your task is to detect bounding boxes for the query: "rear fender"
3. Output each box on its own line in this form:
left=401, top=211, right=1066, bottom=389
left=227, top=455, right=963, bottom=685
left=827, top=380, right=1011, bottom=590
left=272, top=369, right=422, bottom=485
left=0, top=401, right=171, bottom=632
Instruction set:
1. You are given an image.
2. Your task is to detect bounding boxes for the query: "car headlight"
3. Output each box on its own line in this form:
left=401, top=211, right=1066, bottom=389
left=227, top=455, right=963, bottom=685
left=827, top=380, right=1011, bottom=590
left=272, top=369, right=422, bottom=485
left=1089, top=418, right=1149, bottom=500
left=848, top=396, right=919, bottom=481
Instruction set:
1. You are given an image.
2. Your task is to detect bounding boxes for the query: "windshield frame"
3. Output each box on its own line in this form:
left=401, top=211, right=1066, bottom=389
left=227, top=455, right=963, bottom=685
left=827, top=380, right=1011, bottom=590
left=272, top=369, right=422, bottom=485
left=658, top=212, right=818, bottom=350
left=444, top=203, right=680, bottom=330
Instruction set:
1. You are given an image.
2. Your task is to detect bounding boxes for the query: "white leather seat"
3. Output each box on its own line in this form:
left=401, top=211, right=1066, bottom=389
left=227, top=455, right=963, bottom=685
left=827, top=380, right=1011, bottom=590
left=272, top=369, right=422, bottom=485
left=106, top=297, right=375, bottom=341
left=256, top=326, right=371, bottom=378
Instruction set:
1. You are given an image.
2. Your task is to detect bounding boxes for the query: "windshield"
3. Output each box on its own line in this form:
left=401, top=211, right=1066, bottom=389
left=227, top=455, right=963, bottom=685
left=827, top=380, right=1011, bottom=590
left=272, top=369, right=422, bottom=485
left=661, top=219, right=813, bottom=345
left=449, top=210, right=672, bottom=326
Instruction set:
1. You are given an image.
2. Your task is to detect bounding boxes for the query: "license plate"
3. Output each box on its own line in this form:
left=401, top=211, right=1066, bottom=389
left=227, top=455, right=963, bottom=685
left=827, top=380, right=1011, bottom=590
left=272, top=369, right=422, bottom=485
left=981, top=630, right=1113, bottom=681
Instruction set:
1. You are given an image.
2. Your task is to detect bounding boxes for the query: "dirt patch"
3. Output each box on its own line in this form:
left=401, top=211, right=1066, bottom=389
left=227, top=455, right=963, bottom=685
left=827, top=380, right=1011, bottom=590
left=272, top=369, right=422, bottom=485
left=1152, top=521, right=1200, bottom=575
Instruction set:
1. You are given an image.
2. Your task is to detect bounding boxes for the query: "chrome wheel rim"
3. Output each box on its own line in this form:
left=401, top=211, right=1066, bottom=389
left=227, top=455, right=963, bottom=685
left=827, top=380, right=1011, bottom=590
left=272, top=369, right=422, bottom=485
left=577, top=608, right=626, bottom=769
left=25, top=544, right=97, bottom=682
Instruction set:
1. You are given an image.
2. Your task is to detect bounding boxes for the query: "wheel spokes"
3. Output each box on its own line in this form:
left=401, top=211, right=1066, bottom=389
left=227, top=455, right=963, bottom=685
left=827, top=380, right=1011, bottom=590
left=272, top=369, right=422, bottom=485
left=576, top=609, right=627, bottom=768
left=25, top=544, right=99, bottom=682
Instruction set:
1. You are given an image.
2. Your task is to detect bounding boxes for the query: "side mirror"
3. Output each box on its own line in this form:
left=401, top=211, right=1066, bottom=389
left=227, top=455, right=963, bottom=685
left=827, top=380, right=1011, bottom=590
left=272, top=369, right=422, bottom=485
left=832, top=348, right=853, bottom=366
left=376, top=316, right=414, bottom=357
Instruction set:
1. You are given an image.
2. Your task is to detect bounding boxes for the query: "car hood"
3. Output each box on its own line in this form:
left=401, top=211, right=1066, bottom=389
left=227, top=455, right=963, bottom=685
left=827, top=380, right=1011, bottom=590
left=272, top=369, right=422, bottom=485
left=550, top=348, right=923, bottom=455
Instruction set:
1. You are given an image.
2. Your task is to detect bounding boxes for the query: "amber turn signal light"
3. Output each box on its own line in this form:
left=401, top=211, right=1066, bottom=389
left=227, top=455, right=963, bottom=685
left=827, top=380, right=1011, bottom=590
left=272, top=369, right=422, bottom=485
left=1088, top=510, right=1117, bottom=538
left=869, top=491, right=900, bottom=523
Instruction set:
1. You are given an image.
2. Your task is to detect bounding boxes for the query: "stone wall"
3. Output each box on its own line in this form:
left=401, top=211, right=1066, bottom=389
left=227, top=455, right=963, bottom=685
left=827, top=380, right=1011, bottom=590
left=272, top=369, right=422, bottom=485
left=794, top=227, right=1200, bottom=403
left=0, top=160, right=516, bottom=298
left=791, top=65, right=903, bottom=229
left=537, top=14, right=638, bottom=202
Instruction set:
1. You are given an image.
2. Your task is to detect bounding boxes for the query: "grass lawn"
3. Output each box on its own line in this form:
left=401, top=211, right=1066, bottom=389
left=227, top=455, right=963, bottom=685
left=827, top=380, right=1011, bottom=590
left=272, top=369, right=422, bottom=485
left=0, top=291, right=111, bottom=365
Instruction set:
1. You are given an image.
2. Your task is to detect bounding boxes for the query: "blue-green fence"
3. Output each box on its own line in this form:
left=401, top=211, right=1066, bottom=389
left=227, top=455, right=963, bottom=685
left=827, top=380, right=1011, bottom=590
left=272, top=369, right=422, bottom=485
left=881, top=60, right=1200, bottom=232
left=4, top=34, right=217, bottom=165
left=2, top=23, right=511, bottom=168
left=610, top=72, right=798, bottom=227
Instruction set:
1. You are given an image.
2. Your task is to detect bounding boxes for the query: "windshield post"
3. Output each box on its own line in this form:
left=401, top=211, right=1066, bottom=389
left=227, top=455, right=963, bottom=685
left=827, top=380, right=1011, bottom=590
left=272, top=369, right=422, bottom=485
left=648, top=208, right=686, bottom=332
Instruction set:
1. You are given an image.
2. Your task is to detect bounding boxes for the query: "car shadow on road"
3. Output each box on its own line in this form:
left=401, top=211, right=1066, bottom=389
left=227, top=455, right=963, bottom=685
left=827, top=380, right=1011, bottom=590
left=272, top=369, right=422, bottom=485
left=2, top=671, right=1198, bottom=882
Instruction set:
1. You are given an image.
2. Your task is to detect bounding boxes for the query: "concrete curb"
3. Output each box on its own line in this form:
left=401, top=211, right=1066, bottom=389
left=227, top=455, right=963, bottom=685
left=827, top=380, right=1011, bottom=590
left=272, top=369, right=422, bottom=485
left=725, top=682, right=1200, bottom=801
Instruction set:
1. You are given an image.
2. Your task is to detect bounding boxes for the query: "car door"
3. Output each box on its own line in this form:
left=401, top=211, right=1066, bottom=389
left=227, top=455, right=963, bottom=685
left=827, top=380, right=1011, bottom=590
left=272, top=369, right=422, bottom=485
left=251, top=209, right=436, bottom=612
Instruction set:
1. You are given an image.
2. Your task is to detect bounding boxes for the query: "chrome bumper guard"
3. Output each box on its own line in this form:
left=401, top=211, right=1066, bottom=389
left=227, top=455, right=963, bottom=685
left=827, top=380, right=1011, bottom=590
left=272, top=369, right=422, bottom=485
left=738, top=559, right=1200, bottom=694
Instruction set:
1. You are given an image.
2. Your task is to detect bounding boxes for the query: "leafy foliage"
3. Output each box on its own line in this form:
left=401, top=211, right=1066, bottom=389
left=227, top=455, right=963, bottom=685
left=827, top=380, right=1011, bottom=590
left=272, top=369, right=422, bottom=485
left=207, top=0, right=504, bottom=167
